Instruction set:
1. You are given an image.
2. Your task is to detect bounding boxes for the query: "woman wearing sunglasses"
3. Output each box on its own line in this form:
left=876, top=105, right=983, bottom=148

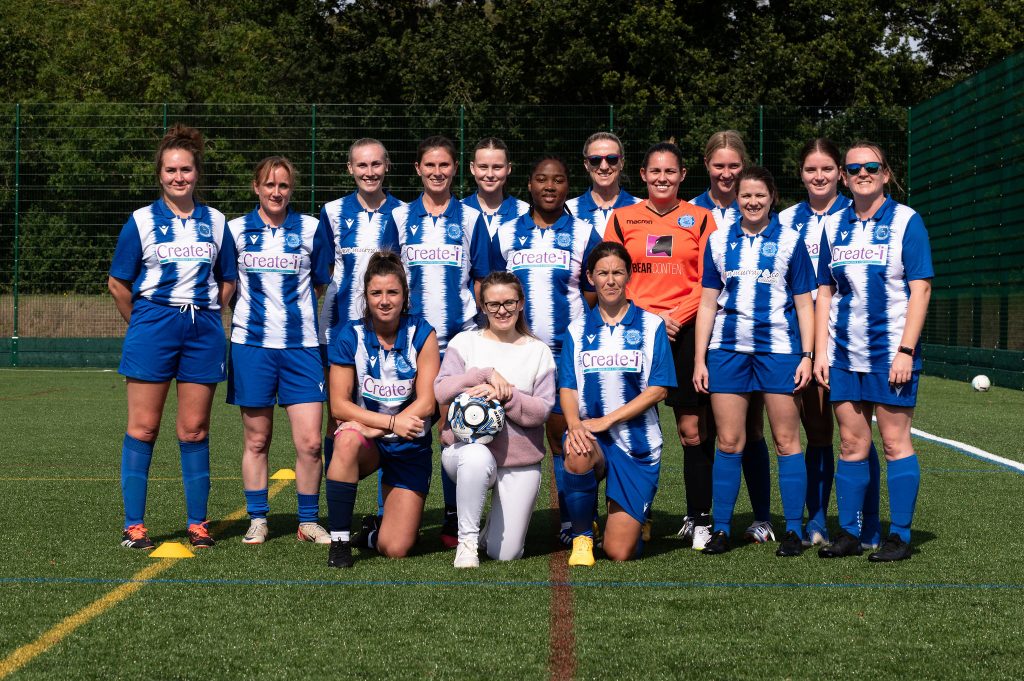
left=604, top=142, right=716, bottom=549
left=435, top=272, right=557, bottom=567
left=779, top=138, right=881, bottom=549
left=687, top=130, right=774, bottom=548
left=567, top=132, right=641, bottom=238
left=814, top=141, right=933, bottom=562
left=491, top=154, right=602, bottom=546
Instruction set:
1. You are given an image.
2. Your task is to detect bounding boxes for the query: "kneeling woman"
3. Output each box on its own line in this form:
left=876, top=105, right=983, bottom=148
left=560, top=242, right=676, bottom=564
left=693, top=167, right=816, bottom=556
left=434, top=272, right=556, bottom=567
left=324, top=252, right=440, bottom=568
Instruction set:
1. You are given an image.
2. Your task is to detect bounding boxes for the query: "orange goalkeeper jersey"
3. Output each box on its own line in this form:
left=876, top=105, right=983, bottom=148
left=605, top=200, right=716, bottom=325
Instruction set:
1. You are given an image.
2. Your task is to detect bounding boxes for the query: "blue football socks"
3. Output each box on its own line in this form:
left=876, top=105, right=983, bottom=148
left=743, top=438, right=772, bottom=522
left=712, top=450, right=743, bottom=535
left=179, top=438, right=211, bottom=527
left=245, top=488, right=269, bottom=520
left=297, top=493, right=320, bottom=524
left=804, top=444, right=834, bottom=534
left=887, top=454, right=920, bottom=543
left=861, top=443, right=882, bottom=546
left=777, top=453, right=807, bottom=535
left=835, top=458, right=869, bottom=536
left=325, top=479, right=357, bottom=541
left=562, top=469, right=597, bottom=538
left=121, top=434, right=154, bottom=528
left=552, top=454, right=570, bottom=527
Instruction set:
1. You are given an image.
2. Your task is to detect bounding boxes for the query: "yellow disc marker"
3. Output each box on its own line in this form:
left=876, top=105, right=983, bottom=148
left=270, top=468, right=296, bottom=480
left=149, top=542, right=195, bottom=559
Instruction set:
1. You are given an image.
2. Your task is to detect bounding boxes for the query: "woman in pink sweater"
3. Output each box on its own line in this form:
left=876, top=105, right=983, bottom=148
left=435, top=271, right=557, bottom=567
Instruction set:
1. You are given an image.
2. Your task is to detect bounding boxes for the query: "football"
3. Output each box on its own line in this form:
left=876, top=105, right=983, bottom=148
left=448, top=393, right=506, bottom=444
left=971, top=374, right=992, bottom=392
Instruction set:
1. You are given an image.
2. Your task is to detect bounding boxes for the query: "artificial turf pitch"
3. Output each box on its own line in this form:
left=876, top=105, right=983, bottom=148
left=0, top=370, right=1022, bottom=680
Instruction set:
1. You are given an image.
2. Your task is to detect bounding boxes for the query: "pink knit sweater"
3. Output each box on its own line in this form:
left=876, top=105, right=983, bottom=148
left=433, top=331, right=556, bottom=468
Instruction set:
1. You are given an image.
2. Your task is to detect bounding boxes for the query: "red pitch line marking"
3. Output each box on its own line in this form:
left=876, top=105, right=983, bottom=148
left=547, top=458, right=576, bottom=681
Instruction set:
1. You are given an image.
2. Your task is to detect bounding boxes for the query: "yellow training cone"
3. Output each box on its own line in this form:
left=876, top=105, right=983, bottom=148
left=150, top=542, right=195, bottom=559
left=270, top=468, right=296, bottom=480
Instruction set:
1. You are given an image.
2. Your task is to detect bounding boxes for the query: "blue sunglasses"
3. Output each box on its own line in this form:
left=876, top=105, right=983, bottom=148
left=845, top=162, right=882, bottom=175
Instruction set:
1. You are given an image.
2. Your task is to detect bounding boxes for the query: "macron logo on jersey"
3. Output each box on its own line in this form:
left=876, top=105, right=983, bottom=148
left=159, top=225, right=170, bottom=236
left=404, top=244, right=463, bottom=267
left=361, top=376, right=414, bottom=404
left=831, top=244, right=888, bottom=267
left=156, top=241, right=213, bottom=264
left=249, top=234, right=259, bottom=244
left=508, top=249, right=570, bottom=271
left=241, top=252, right=300, bottom=274
left=580, top=349, right=643, bottom=373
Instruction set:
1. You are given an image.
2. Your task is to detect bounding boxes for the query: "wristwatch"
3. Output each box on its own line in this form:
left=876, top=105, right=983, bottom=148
left=897, top=345, right=914, bottom=357
left=800, top=351, right=813, bottom=360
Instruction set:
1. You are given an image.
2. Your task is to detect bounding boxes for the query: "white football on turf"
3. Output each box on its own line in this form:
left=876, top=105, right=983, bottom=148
left=448, top=393, right=505, bottom=444
left=971, top=374, right=991, bottom=392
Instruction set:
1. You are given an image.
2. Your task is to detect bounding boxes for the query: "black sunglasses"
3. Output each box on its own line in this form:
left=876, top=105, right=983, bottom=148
left=585, top=154, right=622, bottom=167
left=845, top=162, right=882, bottom=175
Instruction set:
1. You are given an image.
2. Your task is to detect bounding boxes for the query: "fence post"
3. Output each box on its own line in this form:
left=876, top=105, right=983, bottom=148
left=758, top=105, right=764, bottom=164
left=458, top=104, right=465, bottom=196
left=11, top=103, right=21, bottom=367
left=906, top=105, right=912, bottom=204
left=162, top=102, right=167, bottom=133
left=609, top=104, right=615, bottom=132
left=310, top=104, right=317, bottom=214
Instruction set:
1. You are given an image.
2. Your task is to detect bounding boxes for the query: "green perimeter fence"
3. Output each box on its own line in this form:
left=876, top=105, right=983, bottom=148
left=0, top=76, right=1020, bottom=385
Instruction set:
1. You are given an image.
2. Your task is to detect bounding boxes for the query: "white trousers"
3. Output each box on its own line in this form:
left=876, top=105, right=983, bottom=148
left=441, top=442, right=541, bottom=561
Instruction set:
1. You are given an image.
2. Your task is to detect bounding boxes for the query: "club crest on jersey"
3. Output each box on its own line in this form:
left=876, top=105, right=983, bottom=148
left=678, top=215, right=695, bottom=228
left=761, top=241, right=778, bottom=257
left=197, top=223, right=212, bottom=238
left=394, top=354, right=411, bottom=373
left=556, top=232, right=572, bottom=248
left=624, top=329, right=642, bottom=346
left=874, top=225, right=889, bottom=240
left=446, top=223, right=462, bottom=240
left=646, top=234, right=673, bottom=258
left=285, top=233, right=301, bottom=249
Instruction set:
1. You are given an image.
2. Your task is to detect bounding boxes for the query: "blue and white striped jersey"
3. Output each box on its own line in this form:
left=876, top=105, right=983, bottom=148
left=462, top=193, right=529, bottom=238
left=227, top=207, right=332, bottom=349
left=566, top=188, right=640, bottom=238
left=690, top=190, right=740, bottom=232
left=491, top=212, right=601, bottom=358
left=558, top=302, right=676, bottom=459
left=778, top=195, right=852, bottom=292
left=318, top=192, right=403, bottom=346
left=389, top=194, right=491, bottom=352
left=110, top=199, right=236, bottom=309
left=328, top=314, right=435, bottom=454
left=817, top=197, right=934, bottom=373
left=702, top=215, right=816, bottom=354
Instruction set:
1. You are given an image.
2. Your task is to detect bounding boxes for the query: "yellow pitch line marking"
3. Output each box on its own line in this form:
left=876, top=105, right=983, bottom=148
left=0, top=477, right=292, bottom=678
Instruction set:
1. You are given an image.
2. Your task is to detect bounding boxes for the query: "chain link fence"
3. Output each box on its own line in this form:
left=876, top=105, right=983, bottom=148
left=0, top=100, right=920, bottom=367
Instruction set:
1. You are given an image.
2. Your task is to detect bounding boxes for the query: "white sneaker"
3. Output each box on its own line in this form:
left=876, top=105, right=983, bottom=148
left=454, top=540, right=479, bottom=568
left=691, top=524, right=712, bottom=551
left=744, top=520, right=776, bottom=544
left=243, top=518, right=269, bottom=544
left=297, top=522, right=332, bottom=544
left=676, top=516, right=695, bottom=542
